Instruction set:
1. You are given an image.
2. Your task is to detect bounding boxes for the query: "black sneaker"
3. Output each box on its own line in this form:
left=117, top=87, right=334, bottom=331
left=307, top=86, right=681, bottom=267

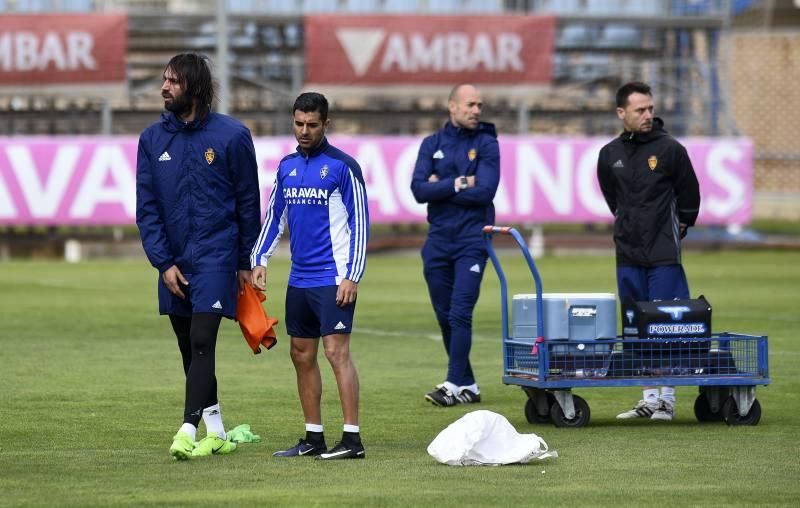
left=316, top=441, right=365, bottom=460
left=456, top=388, right=481, bottom=404
left=425, top=385, right=458, bottom=407
left=272, top=438, right=327, bottom=457
left=425, top=385, right=481, bottom=407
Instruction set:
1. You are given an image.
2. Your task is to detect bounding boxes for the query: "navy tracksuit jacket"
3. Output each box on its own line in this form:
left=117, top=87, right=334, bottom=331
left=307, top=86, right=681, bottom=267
left=411, top=121, right=500, bottom=386
left=136, top=111, right=261, bottom=276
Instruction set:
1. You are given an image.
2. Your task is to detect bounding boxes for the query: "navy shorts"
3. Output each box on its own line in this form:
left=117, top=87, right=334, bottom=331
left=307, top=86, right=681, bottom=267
left=158, top=271, right=238, bottom=319
left=617, top=264, right=690, bottom=302
left=285, top=285, right=356, bottom=338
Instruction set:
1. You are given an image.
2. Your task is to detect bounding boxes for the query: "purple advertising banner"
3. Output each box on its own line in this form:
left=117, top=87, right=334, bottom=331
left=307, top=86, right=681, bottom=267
left=0, top=136, right=752, bottom=226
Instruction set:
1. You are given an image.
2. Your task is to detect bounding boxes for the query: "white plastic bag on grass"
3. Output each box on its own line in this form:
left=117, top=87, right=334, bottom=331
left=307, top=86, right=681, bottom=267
left=427, top=410, right=558, bottom=466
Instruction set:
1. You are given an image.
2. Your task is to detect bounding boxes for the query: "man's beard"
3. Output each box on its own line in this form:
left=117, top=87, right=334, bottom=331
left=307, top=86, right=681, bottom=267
left=164, top=94, right=193, bottom=117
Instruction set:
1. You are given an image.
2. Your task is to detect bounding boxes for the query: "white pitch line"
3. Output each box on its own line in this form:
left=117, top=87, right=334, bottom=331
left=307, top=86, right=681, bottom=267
left=358, top=327, right=497, bottom=342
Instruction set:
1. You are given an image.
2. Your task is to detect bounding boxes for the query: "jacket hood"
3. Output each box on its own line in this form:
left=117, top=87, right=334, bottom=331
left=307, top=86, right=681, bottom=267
left=620, top=117, right=668, bottom=144
left=444, top=120, right=497, bottom=139
left=160, top=110, right=211, bottom=133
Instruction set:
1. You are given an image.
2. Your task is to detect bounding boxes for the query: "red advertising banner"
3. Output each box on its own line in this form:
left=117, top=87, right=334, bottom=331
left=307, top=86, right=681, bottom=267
left=305, top=15, right=555, bottom=85
left=0, top=14, right=127, bottom=85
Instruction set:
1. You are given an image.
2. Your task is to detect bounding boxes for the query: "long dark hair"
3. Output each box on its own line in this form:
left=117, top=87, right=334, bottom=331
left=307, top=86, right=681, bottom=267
left=164, top=53, right=215, bottom=110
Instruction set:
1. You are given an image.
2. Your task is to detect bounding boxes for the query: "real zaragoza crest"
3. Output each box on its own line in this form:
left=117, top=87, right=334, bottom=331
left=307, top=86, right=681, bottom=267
left=320, top=164, right=329, bottom=179
left=647, top=155, right=658, bottom=171
left=205, top=148, right=215, bottom=165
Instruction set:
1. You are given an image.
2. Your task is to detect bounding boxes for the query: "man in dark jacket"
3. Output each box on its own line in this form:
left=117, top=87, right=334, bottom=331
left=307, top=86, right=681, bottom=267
left=136, top=54, right=261, bottom=459
left=597, top=81, right=701, bottom=421
left=411, top=84, right=500, bottom=407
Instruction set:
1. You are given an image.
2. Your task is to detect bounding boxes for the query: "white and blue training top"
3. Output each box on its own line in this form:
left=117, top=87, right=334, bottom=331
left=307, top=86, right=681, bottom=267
left=250, top=137, right=369, bottom=288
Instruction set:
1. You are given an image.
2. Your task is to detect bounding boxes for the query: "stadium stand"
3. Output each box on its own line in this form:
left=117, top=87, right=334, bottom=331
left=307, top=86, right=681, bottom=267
left=0, top=0, right=798, bottom=221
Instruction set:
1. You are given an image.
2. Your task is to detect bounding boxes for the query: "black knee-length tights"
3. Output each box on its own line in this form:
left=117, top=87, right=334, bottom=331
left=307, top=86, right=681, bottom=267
left=169, top=313, right=221, bottom=426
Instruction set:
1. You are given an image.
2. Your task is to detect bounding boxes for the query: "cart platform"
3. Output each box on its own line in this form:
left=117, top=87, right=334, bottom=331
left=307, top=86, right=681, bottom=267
left=483, top=226, right=770, bottom=427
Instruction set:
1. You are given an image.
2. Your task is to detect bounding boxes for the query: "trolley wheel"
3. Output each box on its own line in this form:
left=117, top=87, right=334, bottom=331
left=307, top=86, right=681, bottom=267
left=550, top=395, right=591, bottom=428
left=525, top=394, right=554, bottom=424
left=694, top=393, right=724, bottom=422
left=722, top=397, right=761, bottom=426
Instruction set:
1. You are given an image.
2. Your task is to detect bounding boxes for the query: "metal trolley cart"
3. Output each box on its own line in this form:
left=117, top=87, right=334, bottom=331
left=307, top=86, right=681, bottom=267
left=483, top=226, right=770, bottom=428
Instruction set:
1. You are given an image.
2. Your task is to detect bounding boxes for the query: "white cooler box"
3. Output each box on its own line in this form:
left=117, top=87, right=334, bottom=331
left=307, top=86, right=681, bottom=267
left=512, top=293, right=617, bottom=354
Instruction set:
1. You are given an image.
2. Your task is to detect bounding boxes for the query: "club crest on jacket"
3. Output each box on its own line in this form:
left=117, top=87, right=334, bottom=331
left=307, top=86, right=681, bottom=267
left=468, top=148, right=477, bottom=161
left=647, top=155, right=658, bottom=171
left=320, top=164, right=329, bottom=179
left=205, top=148, right=215, bottom=165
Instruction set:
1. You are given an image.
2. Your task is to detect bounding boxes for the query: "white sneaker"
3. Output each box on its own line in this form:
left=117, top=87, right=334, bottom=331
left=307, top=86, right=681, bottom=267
left=651, top=399, right=675, bottom=421
left=616, top=399, right=660, bottom=419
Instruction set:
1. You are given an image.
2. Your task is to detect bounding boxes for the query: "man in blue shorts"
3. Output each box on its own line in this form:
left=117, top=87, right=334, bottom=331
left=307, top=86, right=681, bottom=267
left=597, top=81, right=701, bottom=421
left=136, top=53, right=261, bottom=459
left=251, top=92, right=369, bottom=460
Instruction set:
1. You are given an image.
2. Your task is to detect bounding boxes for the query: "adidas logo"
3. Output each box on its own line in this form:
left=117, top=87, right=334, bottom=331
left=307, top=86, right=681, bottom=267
left=334, top=321, right=347, bottom=330
left=433, top=150, right=444, bottom=159
left=289, top=168, right=297, bottom=176
left=469, top=264, right=480, bottom=273
left=212, top=300, right=222, bottom=310
left=158, top=151, right=171, bottom=162
left=612, top=159, right=624, bottom=168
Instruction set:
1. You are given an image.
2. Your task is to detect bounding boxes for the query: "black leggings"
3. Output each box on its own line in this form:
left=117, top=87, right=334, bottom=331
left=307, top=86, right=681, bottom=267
left=169, top=313, right=222, bottom=426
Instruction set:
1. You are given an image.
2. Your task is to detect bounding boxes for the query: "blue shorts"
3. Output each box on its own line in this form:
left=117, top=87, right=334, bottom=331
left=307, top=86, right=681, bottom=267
left=158, top=271, right=238, bottom=319
left=285, top=285, right=356, bottom=338
left=617, top=264, right=690, bottom=302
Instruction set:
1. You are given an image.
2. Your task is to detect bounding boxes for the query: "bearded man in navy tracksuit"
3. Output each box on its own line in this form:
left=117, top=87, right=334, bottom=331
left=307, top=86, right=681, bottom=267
left=411, top=84, right=501, bottom=408
left=136, top=54, right=261, bottom=459
left=251, top=92, right=369, bottom=460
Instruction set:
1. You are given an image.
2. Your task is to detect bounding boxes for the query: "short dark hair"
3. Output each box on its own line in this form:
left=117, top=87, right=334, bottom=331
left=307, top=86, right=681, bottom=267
left=293, top=92, right=329, bottom=122
left=616, top=81, right=652, bottom=108
left=164, top=53, right=215, bottom=109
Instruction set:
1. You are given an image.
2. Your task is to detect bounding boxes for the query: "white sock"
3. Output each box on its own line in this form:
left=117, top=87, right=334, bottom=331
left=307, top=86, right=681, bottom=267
left=459, top=383, right=479, bottom=395
left=343, top=424, right=359, bottom=433
left=643, top=389, right=659, bottom=404
left=179, top=423, right=197, bottom=441
left=202, top=404, right=226, bottom=440
left=660, top=387, right=676, bottom=405
left=442, top=381, right=459, bottom=394
left=305, top=423, right=324, bottom=433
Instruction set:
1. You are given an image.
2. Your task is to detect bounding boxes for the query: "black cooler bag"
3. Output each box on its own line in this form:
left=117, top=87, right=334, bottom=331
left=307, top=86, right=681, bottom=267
left=621, top=295, right=712, bottom=369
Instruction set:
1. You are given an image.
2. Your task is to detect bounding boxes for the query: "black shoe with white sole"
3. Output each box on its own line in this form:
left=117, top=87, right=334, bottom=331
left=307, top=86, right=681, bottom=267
left=316, top=440, right=365, bottom=460
left=425, top=385, right=481, bottom=407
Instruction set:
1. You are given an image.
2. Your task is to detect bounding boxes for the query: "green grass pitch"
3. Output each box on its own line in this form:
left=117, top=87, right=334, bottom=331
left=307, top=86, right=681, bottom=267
left=1, top=249, right=799, bottom=506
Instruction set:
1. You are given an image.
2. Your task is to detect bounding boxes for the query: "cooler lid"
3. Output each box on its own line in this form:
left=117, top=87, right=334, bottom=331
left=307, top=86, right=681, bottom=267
left=513, top=293, right=616, bottom=300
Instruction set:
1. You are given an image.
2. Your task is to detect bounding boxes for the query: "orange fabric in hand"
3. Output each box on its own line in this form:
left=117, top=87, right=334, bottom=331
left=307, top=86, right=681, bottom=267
left=236, top=284, right=279, bottom=354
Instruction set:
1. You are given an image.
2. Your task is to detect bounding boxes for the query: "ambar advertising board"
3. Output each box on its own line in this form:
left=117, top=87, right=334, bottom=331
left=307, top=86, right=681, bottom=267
left=305, top=15, right=555, bottom=85
left=0, top=14, right=127, bottom=86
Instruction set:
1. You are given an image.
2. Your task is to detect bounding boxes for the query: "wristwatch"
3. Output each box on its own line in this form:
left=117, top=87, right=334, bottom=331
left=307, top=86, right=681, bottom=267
left=457, top=176, right=469, bottom=191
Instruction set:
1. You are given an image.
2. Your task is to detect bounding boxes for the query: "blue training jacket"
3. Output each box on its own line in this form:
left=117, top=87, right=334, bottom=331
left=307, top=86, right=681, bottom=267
left=411, top=121, right=500, bottom=240
left=250, top=137, right=369, bottom=288
left=136, top=111, right=261, bottom=274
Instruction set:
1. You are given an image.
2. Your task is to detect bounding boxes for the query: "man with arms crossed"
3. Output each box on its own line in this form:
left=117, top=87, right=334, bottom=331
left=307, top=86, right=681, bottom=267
left=411, top=84, right=500, bottom=407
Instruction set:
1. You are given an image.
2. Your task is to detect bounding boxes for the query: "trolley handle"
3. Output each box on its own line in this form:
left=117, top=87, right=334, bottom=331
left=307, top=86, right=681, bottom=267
left=482, top=225, right=513, bottom=235
left=483, top=225, right=546, bottom=355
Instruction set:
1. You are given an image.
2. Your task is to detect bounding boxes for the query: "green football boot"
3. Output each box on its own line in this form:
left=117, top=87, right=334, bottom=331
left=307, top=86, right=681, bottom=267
left=191, top=433, right=237, bottom=457
left=169, top=431, right=195, bottom=461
